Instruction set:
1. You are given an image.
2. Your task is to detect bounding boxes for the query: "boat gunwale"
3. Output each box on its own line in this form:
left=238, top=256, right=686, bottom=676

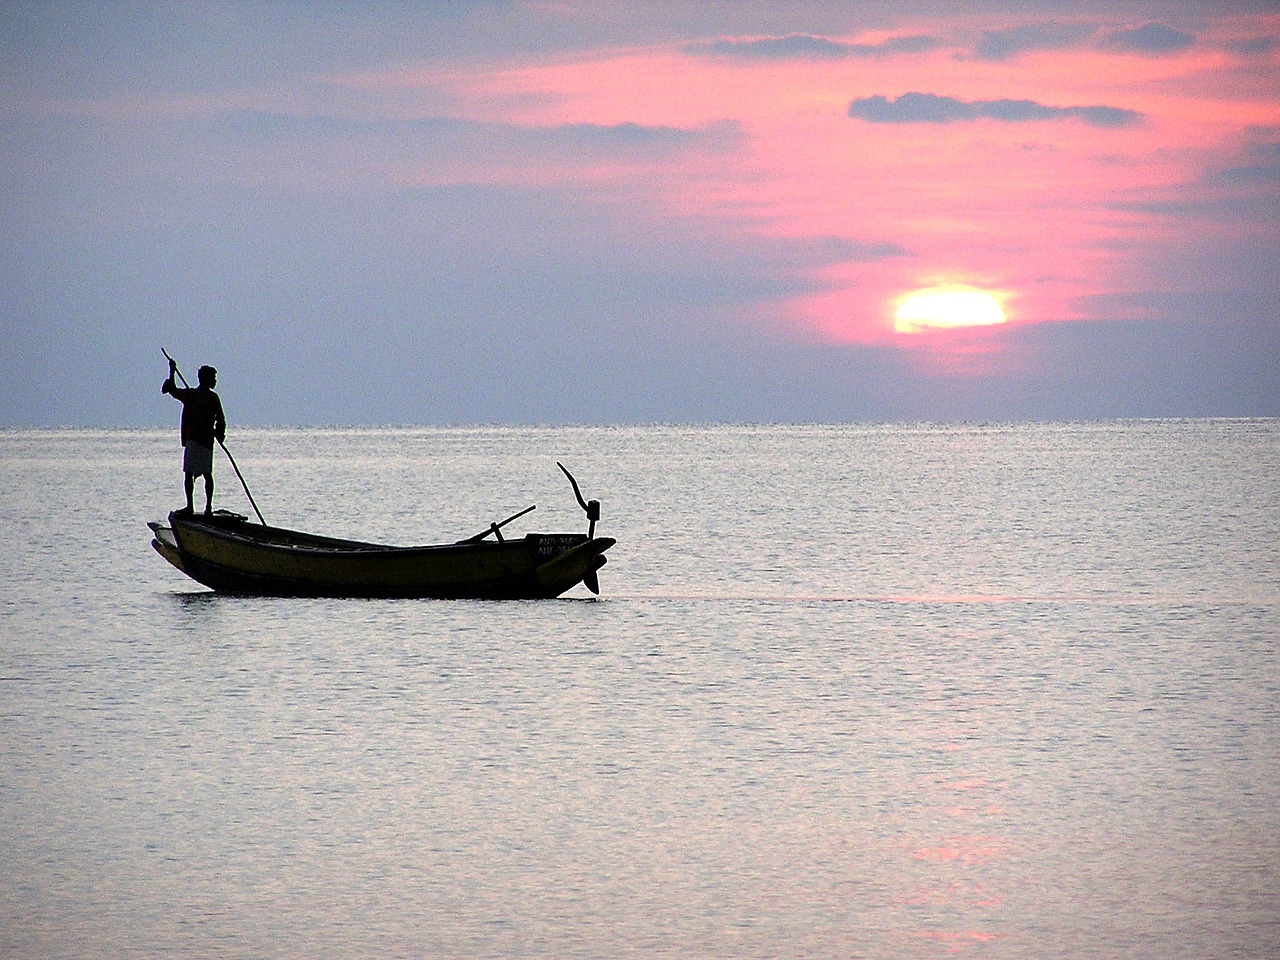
left=168, top=511, right=591, bottom=557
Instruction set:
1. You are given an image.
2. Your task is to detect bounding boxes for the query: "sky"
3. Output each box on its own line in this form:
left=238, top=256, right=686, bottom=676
left=3, top=0, right=1278, bottom=426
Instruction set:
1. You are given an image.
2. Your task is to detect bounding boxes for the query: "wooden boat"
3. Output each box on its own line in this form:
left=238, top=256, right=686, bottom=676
left=148, top=465, right=614, bottom=599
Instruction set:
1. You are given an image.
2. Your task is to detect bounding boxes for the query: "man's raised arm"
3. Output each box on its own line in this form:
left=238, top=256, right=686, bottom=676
left=162, top=359, right=179, bottom=395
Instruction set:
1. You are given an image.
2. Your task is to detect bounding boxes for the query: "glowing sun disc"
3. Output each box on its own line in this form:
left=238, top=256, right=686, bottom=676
left=894, top=286, right=1007, bottom=334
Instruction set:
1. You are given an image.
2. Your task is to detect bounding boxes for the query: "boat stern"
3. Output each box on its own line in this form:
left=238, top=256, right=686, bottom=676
left=531, top=534, right=616, bottom=596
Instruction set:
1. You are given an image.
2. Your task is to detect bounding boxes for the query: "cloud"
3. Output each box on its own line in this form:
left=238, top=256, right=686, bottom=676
left=1100, top=22, right=1195, bottom=55
left=698, top=33, right=943, bottom=61
left=534, top=118, right=744, bottom=154
left=973, top=22, right=1096, bottom=61
left=223, top=109, right=742, bottom=172
left=1221, top=35, right=1278, bottom=57
left=971, top=20, right=1199, bottom=62
left=848, top=92, right=1142, bottom=128
left=806, top=236, right=909, bottom=264
left=1218, top=140, right=1280, bottom=185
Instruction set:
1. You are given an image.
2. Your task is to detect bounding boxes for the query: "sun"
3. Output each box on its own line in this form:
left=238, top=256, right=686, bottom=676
left=894, top=286, right=1007, bottom=335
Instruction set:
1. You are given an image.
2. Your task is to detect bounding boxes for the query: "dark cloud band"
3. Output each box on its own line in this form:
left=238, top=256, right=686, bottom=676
left=848, top=92, right=1142, bottom=128
left=974, top=21, right=1194, bottom=61
left=699, top=33, right=942, bottom=60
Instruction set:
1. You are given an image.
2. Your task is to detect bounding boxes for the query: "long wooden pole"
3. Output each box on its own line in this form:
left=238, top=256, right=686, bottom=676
left=162, top=348, right=266, bottom=525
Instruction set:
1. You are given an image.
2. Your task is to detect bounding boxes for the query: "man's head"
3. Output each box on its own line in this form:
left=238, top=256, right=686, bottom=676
left=198, top=365, right=217, bottom=388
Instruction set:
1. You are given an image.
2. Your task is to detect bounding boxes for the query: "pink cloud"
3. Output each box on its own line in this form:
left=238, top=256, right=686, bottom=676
left=416, top=18, right=1277, bottom=368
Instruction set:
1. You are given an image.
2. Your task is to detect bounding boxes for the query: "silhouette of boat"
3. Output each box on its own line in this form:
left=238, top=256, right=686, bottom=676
left=148, top=465, right=614, bottom=599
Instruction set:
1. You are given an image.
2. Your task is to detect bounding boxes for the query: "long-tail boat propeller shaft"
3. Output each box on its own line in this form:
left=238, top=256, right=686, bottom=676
left=557, top=462, right=604, bottom=594
left=557, top=461, right=601, bottom=539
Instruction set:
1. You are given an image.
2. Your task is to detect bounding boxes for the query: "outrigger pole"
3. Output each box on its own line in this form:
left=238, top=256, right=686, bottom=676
left=162, top=348, right=266, bottom=525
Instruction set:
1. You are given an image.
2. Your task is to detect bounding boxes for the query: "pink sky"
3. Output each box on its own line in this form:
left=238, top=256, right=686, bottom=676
left=355, top=10, right=1279, bottom=371
left=3, top=2, right=1278, bottom=424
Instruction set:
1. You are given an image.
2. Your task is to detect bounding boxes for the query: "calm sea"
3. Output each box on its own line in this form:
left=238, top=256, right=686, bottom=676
left=2, top=421, right=1277, bottom=960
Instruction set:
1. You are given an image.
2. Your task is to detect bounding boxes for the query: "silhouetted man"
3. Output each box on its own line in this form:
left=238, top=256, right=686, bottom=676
left=162, top=359, right=226, bottom=514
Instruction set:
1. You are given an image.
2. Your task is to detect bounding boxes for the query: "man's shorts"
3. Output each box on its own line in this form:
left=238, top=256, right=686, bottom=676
left=183, top=441, right=214, bottom=476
